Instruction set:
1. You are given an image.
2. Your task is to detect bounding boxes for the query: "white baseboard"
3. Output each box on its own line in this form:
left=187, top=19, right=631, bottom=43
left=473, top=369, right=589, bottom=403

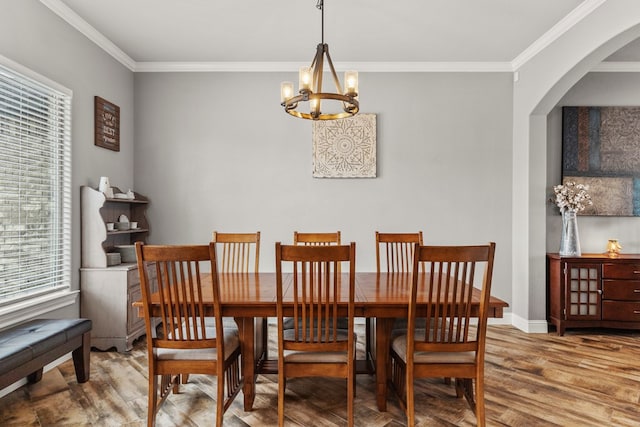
left=510, top=313, right=549, bottom=333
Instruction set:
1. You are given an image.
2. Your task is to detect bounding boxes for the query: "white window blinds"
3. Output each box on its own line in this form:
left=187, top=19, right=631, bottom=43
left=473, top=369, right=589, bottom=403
left=0, top=59, right=72, bottom=303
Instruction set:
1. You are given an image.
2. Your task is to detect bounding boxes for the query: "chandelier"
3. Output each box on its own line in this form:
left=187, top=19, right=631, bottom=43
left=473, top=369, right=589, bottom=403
left=280, top=0, right=359, bottom=120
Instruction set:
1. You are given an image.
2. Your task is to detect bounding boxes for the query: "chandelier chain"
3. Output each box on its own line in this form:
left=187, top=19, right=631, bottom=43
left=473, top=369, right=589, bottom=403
left=317, top=0, right=324, bottom=44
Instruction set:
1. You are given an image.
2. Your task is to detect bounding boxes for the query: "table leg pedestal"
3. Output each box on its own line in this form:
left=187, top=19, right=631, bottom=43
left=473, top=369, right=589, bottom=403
left=375, top=318, right=394, bottom=411
left=236, top=317, right=256, bottom=411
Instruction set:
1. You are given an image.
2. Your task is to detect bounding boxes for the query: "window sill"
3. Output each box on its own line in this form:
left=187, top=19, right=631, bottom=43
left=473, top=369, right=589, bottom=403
left=0, top=289, right=79, bottom=330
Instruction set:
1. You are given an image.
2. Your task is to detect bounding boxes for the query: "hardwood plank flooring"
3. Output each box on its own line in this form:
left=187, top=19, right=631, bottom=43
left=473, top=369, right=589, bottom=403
left=1, top=325, right=639, bottom=426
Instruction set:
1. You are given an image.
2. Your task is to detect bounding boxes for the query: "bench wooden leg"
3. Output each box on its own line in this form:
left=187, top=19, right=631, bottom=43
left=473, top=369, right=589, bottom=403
left=27, top=368, right=43, bottom=384
left=72, top=330, right=91, bottom=383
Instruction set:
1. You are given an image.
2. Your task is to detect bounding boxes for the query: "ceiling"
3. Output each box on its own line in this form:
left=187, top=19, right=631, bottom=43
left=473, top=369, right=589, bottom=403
left=44, top=0, right=640, bottom=72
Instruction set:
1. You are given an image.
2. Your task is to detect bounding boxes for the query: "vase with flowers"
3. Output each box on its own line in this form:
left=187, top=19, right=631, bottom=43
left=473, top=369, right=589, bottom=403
left=553, top=181, right=593, bottom=256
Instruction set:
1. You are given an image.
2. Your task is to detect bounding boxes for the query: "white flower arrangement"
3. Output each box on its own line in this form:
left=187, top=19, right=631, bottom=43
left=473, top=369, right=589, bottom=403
left=553, top=181, right=593, bottom=212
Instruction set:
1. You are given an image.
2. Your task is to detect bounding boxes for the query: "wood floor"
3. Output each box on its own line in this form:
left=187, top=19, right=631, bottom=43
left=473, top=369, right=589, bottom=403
left=1, top=324, right=639, bottom=426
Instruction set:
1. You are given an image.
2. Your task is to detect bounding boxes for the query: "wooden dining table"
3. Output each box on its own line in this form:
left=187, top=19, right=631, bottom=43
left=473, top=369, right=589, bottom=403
left=134, top=272, right=508, bottom=412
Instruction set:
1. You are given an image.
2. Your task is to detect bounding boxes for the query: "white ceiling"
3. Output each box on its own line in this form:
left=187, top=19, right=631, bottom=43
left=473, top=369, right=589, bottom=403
left=43, top=0, right=640, bottom=72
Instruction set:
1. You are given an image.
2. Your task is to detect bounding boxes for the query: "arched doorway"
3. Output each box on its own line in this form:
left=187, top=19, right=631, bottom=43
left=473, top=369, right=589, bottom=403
left=512, top=2, right=640, bottom=331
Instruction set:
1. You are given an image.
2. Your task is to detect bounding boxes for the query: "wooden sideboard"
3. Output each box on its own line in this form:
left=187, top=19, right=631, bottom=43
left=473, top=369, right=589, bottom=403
left=547, top=253, right=640, bottom=335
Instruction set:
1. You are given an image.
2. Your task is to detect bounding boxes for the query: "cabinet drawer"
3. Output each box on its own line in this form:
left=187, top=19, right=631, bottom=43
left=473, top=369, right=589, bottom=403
left=602, top=301, right=640, bottom=321
left=602, top=280, right=640, bottom=301
left=127, top=284, right=145, bottom=332
left=602, top=263, right=640, bottom=279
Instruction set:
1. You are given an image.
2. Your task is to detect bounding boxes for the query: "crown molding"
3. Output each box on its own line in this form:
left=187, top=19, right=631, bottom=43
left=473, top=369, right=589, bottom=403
left=134, top=61, right=514, bottom=73
left=44, top=0, right=637, bottom=75
left=511, top=0, right=607, bottom=71
left=591, top=61, right=640, bottom=72
left=135, top=62, right=301, bottom=73
left=39, top=0, right=136, bottom=71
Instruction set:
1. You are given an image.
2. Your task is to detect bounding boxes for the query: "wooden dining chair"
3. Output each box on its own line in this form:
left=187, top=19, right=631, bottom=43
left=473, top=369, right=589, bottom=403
left=375, top=231, right=424, bottom=273
left=367, top=231, right=424, bottom=369
left=294, top=230, right=342, bottom=274
left=292, top=231, right=345, bottom=329
left=275, top=242, right=357, bottom=427
left=211, top=231, right=268, bottom=362
left=212, top=231, right=261, bottom=273
left=135, top=242, right=243, bottom=427
left=388, top=242, right=496, bottom=427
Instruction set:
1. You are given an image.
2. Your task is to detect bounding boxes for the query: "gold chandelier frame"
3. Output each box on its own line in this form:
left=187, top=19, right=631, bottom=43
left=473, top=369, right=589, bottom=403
left=280, top=0, right=359, bottom=120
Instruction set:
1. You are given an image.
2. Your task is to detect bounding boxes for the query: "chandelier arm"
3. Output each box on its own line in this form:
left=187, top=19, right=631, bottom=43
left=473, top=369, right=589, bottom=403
left=323, top=47, right=343, bottom=95
left=314, top=45, right=325, bottom=94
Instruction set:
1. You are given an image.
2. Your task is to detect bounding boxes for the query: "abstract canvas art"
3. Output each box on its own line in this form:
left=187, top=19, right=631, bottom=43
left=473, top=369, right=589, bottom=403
left=312, top=113, right=376, bottom=178
left=562, top=106, right=640, bottom=216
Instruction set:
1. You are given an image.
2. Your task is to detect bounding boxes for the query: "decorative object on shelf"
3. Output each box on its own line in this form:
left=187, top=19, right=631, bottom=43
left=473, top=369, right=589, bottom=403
left=562, top=106, right=640, bottom=216
left=606, top=239, right=622, bottom=257
left=113, top=189, right=134, bottom=199
left=280, top=0, right=358, bottom=120
left=114, top=245, right=136, bottom=263
left=98, top=176, right=114, bottom=199
left=553, top=181, right=592, bottom=256
left=106, top=222, right=114, bottom=231
left=94, top=96, right=120, bottom=151
left=312, top=113, right=376, bottom=178
left=106, top=252, right=121, bottom=266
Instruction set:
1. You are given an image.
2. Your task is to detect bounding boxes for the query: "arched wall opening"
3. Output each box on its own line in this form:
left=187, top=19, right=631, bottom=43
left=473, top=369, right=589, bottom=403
left=512, top=1, right=640, bottom=332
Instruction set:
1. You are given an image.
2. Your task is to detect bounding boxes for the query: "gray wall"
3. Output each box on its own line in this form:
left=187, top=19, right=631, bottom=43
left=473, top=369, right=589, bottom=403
left=1, top=2, right=515, bottom=318
left=0, top=1, right=134, bottom=317
left=134, top=71, right=514, bottom=304
left=547, top=72, right=640, bottom=255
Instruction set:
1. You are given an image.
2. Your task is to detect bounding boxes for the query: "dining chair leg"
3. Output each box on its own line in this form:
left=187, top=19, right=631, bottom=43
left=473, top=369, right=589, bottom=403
left=216, top=371, right=225, bottom=427
left=475, top=377, right=485, bottom=427
left=348, top=370, right=354, bottom=427
left=365, top=318, right=373, bottom=373
left=455, top=378, right=464, bottom=398
left=148, top=374, right=157, bottom=427
left=278, top=371, right=285, bottom=427
left=406, top=372, right=415, bottom=427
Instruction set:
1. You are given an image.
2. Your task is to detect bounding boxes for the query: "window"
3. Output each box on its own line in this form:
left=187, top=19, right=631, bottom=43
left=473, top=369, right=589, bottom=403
left=0, top=57, right=72, bottom=304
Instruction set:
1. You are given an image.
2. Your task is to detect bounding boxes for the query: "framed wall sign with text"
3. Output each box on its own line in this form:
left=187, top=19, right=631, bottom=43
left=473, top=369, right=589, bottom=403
left=94, top=96, right=120, bottom=151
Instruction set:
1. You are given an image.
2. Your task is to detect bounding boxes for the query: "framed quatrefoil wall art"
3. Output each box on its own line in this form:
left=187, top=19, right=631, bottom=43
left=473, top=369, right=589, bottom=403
left=312, top=113, right=377, bottom=178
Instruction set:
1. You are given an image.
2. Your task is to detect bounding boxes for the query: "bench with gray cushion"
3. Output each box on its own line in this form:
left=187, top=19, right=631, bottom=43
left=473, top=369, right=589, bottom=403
left=0, top=318, right=92, bottom=390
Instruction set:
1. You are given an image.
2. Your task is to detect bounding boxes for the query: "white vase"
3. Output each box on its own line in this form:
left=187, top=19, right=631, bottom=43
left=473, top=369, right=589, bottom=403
left=98, top=176, right=114, bottom=198
left=559, top=209, right=581, bottom=256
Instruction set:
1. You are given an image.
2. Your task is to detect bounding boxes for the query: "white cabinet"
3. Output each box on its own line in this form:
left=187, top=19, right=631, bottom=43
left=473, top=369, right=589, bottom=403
left=80, top=265, right=146, bottom=352
left=80, top=186, right=152, bottom=351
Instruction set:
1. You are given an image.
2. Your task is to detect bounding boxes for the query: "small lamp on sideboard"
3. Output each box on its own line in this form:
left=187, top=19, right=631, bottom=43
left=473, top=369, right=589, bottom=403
left=606, top=239, right=622, bottom=257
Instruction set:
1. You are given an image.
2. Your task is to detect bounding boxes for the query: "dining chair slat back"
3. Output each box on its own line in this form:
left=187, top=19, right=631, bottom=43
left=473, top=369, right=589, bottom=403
left=212, top=231, right=260, bottom=273
left=135, top=242, right=242, bottom=427
left=211, top=230, right=267, bottom=362
left=375, top=231, right=424, bottom=273
left=369, top=231, right=425, bottom=371
left=275, top=242, right=356, bottom=427
left=293, top=231, right=341, bottom=246
left=389, top=242, right=496, bottom=427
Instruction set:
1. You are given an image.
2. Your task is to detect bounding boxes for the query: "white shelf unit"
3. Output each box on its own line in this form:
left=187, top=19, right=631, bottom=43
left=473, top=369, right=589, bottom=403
left=80, top=185, right=153, bottom=352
